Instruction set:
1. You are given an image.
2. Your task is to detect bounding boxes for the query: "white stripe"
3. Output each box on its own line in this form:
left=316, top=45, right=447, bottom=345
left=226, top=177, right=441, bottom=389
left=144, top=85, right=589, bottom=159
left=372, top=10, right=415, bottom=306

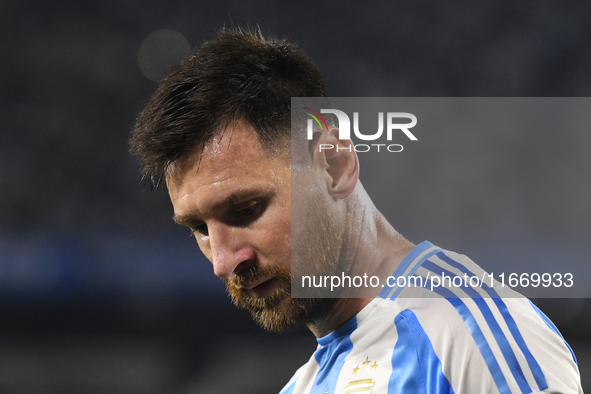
left=334, top=299, right=401, bottom=392
left=291, top=353, right=320, bottom=394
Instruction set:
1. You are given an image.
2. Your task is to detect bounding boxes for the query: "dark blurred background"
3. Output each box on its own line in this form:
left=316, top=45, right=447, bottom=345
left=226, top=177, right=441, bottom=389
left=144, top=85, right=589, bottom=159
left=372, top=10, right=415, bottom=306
left=1, top=1, right=590, bottom=393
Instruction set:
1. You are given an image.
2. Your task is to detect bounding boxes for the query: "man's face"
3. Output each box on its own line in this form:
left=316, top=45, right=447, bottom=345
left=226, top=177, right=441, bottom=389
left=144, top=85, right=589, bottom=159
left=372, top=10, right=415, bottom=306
left=167, top=121, right=336, bottom=331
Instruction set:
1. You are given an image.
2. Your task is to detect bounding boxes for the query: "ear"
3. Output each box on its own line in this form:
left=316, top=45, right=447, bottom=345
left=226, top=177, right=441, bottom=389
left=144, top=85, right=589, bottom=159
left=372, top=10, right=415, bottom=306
left=312, top=127, right=359, bottom=199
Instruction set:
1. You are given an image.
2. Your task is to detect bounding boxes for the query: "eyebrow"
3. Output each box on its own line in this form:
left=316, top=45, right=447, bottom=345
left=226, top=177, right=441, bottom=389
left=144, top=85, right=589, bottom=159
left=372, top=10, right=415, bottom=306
left=172, top=187, right=274, bottom=227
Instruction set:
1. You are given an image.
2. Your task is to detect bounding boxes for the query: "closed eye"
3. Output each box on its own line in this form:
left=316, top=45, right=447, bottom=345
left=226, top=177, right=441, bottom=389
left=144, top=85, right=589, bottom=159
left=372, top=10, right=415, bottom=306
left=237, top=203, right=258, bottom=217
left=231, top=200, right=264, bottom=225
left=190, top=222, right=208, bottom=238
left=185, top=202, right=260, bottom=237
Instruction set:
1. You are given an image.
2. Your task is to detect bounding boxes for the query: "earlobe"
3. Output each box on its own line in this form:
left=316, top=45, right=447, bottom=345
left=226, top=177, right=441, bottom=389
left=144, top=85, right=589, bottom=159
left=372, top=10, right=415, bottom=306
left=313, top=127, right=359, bottom=199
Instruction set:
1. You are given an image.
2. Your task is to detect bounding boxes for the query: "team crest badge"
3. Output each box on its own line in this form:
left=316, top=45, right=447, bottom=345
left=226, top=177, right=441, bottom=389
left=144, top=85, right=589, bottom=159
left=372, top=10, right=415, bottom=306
left=344, top=356, right=379, bottom=393
left=345, top=378, right=375, bottom=393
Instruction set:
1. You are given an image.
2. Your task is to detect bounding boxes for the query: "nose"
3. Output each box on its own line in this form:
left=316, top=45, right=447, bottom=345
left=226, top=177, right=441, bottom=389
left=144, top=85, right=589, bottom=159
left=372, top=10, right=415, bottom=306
left=207, top=222, right=255, bottom=278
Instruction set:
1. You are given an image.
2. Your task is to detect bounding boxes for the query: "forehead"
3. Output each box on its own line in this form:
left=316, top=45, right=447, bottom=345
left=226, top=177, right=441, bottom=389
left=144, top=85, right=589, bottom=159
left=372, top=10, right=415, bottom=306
left=167, top=121, right=289, bottom=204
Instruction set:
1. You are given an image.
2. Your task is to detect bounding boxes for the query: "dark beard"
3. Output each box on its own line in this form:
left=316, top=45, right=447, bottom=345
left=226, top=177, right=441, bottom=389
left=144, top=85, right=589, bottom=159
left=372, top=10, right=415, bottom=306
left=225, top=177, right=349, bottom=332
left=224, top=265, right=338, bottom=332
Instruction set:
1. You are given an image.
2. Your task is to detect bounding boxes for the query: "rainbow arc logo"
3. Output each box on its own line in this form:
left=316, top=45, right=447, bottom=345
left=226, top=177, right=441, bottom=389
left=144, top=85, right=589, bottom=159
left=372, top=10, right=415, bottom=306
left=303, top=107, right=329, bottom=135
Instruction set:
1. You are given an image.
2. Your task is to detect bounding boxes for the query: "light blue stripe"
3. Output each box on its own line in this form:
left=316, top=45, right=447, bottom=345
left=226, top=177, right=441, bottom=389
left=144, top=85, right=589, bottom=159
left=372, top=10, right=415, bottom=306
left=435, top=252, right=501, bottom=298
left=423, top=260, right=531, bottom=394
left=391, top=310, right=455, bottom=394
left=311, top=317, right=357, bottom=394
left=436, top=252, right=548, bottom=391
left=422, top=279, right=512, bottom=394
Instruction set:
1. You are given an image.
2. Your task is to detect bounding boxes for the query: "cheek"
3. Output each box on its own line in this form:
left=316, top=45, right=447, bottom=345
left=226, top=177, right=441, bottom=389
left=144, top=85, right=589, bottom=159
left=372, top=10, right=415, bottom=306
left=194, top=238, right=213, bottom=264
left=263, top=191, right=292, bottom=255
left=258, top=214, right=291, bottom=263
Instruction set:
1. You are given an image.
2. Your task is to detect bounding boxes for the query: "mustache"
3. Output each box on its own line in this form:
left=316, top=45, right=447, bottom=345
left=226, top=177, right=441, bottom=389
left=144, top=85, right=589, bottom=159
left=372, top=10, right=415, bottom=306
left=225, top=265, right=291, bottom=289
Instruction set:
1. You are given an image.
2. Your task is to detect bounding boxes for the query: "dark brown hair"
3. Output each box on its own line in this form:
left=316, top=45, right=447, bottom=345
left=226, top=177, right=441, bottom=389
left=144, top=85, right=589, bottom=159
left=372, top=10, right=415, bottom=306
left=130, top=27, right=329, bottom=188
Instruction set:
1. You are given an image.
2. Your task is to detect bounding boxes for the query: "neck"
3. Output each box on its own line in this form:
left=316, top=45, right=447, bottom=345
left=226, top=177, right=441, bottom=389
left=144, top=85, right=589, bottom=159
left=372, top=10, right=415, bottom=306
left=308, top=297, right=373, bottom=338
left=307, top=183, right=415, bottom=338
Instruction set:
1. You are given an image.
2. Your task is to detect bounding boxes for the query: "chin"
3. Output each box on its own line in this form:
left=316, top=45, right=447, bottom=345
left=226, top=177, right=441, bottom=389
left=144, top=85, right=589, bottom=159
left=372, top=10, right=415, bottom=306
left=250, top=296, right=339, bottom=333
left=250, top=295, right=302, bottom=332
left=226, top=273, right=339, bottom=332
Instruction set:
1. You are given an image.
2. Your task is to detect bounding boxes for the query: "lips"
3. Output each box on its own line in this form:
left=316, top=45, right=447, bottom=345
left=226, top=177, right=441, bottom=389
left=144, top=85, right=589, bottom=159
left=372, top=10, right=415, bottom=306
left=243, top=277, right=281, bottom=298
left=243, top=277, right=272, bottom=290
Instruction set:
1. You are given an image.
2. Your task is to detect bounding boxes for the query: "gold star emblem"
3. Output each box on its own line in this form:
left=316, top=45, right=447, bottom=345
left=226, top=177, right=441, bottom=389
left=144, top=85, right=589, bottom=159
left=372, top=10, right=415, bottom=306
left=370, top=361, right=378, bottom=372
left=352, top=365, right=360, bottom=375
left=361, top=356, right=371, bottom=371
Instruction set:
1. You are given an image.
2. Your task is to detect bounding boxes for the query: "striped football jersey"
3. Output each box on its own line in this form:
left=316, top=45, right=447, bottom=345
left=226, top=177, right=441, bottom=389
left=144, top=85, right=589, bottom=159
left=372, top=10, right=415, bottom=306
left=280, top=241, right=582, bottom=394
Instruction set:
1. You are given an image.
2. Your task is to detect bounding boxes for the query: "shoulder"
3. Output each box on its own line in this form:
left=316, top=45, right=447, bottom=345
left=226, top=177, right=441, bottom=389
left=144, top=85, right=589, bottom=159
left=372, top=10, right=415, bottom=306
left=389, top=246, right=582, bottom=394
left=281, top=243, right=582, bottom=393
